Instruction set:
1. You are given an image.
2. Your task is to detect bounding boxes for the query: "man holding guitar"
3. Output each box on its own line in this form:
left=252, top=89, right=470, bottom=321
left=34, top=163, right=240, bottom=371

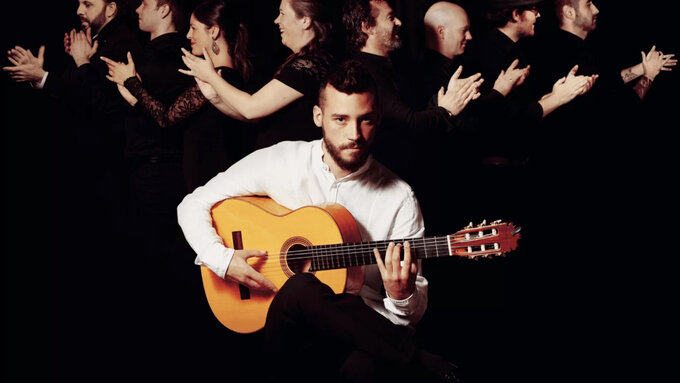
left=177, top=60, right=480, bottom=382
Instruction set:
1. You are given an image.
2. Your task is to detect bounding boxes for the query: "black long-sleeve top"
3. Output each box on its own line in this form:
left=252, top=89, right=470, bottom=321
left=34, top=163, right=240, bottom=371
left=123, top=32, right=194, bottom=159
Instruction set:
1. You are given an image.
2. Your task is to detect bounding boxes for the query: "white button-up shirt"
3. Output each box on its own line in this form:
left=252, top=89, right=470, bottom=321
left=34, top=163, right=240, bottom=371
left=177, top=140, right=428, bottom=326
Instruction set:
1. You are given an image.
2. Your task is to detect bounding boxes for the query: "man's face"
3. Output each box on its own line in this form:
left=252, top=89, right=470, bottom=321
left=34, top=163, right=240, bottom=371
left=517, top=6, right=540, bottom=38
left=314, top=85, right=378, bottom=174
left=137, top=0, right=164, bottom=33
left=76, top=0, right=109, bottom=33
left=371, top=0, right=402, bottom=53
left=442, top=11, right=471, bottom=58
left=574, top=0, right=599, bottom=33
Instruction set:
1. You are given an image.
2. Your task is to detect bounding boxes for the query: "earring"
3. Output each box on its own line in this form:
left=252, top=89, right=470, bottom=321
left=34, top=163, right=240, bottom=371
left=211, top=40, right=220, bottom=55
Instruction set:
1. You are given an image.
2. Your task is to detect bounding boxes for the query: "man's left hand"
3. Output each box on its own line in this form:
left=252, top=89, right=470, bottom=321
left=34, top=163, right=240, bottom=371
left=373, top=241, right=418, bottom=301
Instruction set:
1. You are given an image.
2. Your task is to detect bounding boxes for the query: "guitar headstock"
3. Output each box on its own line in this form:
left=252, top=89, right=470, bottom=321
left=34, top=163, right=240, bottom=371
left=449, top=220, right=521, bottom=259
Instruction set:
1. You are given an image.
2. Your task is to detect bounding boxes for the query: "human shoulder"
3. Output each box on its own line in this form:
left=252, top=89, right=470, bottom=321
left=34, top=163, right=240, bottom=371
left=365, top=158, right=418, bottom=202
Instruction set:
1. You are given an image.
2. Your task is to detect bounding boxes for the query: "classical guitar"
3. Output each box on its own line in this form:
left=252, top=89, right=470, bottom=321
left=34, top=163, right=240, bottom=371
left=204, top=196, right=521, bottom=333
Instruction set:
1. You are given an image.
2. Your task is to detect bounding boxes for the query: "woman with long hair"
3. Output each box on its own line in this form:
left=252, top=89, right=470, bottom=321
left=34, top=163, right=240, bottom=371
left=179, top=0, right=335, bottom=149
left=103, top=0, right=254, bottom=190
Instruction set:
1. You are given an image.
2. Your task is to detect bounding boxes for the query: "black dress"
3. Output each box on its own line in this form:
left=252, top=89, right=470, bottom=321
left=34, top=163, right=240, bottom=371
left=254, top=52, right=330, bottom=149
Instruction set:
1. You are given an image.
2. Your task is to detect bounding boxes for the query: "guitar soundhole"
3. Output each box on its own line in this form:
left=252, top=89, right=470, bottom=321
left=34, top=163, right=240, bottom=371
left=280, top=237, right=313, bottom=278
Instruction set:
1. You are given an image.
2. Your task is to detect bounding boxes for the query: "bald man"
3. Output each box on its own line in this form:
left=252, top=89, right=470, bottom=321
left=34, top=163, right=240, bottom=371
left=415, top=1, right=530, bottom=110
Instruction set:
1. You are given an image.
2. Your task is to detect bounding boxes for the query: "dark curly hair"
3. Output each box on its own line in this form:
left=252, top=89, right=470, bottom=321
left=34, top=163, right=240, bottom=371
left=341, top=0, right=378, bottom=51
left=318, top=59, right=378, bottom=109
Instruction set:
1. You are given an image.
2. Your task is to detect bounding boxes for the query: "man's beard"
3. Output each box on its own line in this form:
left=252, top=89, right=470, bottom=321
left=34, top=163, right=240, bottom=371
left=575, top=14, right=597, bottom=32
left=380, top=27, right=402, bottom=51
left=81, top=8, right=108, bottom=34
left=323, top=136, right=371, bottom=174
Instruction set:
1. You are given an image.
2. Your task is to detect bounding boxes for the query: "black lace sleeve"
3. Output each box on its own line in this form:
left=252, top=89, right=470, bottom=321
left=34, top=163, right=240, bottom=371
left=124, top=76, right=207, bottom=127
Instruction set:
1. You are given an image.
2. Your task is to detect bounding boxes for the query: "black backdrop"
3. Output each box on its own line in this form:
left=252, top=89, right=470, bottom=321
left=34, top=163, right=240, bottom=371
left=3, top=1, right=678, bottom=382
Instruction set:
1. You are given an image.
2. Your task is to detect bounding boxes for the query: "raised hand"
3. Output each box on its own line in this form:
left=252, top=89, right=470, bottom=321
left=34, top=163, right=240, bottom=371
left=373, top=241, right=418, bottom=300
left=550, top=65, right=591, bottom=103
left=178, top=47, right=219, bottom=82
left=69, top=28, right=98, bottom=67
left=437, top=65, right=483, bottom=116
left=3, top=45, right=46, bottom=83
left=493, top=58, right=530, bottom=96
left=101, top=52, right=138, bottom=85
left=226, top=249, right=277, bottom=292
left=642, top=45, right=677, bottom=80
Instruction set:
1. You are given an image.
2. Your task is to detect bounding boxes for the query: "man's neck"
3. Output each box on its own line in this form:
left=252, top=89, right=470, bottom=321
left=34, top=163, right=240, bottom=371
left=150, top=24, right=178, bottom=41
left=360, top=40, right=390, bottom=57
left=497, top=25, right=520, bottom=43
left=560, top=24, right=588, bottom=40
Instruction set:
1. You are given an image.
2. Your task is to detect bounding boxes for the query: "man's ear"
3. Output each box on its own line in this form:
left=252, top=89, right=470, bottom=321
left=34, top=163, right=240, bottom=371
left=563, top=5, right=576, bottom=21
left=159, top=4, right=171, bottom=19
left=511, top=9, right=522, bottom=22
left=361, top=21, right=374, bottom=36
left=437, top=25, right=445, bottom=40
left=106, top=1, right=118, bottom=19
left=313, top=105, right=323, bottom=127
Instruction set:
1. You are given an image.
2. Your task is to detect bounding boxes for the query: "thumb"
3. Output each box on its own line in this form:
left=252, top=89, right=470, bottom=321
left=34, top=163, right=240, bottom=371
left=507, top=58, right=519, bottom=71
left=243, top=249, right=268, bottom=260
left=127, top=51, right=135, bottom=66
left=91, top=40, right=99, bottom=53
left=447, top=65, right=463, bottom=89
left=38, top=45, right=45, bottom=61
left=567, top=64, right=578, bottom=78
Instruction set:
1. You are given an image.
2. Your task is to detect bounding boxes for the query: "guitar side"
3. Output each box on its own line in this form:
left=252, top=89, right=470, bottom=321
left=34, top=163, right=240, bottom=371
left=204, top=196, right=362, bottom=333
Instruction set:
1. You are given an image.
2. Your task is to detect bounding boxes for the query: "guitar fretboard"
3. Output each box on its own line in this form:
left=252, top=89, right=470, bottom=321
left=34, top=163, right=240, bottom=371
left=308, top=236, right=451, bottom=272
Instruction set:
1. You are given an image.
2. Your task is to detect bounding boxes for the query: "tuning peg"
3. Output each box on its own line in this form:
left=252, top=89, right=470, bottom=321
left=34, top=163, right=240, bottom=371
left=478, top=219, right=487, bottom=227
left=466, top=222, right=473, bottom=229
left=492, top=219, right=502, bottom=224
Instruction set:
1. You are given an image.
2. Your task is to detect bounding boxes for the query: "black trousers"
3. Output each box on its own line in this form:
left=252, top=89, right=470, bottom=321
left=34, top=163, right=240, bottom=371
left=262, top=273, right=420, bottom=383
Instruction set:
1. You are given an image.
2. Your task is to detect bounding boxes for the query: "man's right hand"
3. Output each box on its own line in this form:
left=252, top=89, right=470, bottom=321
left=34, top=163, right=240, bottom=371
left=226, top=250, right=278, bottom=292
left=3, top=45, right=46, bottom=83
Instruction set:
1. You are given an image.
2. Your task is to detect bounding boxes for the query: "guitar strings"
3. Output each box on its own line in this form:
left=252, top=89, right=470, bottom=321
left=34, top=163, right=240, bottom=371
left=234, top=240, right=500, bottom=276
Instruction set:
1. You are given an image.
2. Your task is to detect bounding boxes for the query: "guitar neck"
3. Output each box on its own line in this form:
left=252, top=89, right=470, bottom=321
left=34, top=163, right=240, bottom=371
left=308, top=236, right=452, bottom=272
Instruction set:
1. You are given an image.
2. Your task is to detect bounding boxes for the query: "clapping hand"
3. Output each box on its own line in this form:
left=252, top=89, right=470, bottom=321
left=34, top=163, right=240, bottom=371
left=3, top=45, right=46, bottom=83
left=437, top=65, right=483, bottom=117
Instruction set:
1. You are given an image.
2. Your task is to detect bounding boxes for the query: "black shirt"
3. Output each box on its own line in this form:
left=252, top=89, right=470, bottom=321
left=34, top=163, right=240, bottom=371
left=124, top=32, right=193, bottom=159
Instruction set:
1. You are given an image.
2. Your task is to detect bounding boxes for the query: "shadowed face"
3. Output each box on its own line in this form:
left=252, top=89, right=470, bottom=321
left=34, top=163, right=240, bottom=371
left=517, top=6, right=540, bottom=38
left=77, top=0, right=109, bottom=33
left=136, top=0, right=165, bottom=33
left=574, top=0, right=599, bottom=33
left=314, top=85, right=378, bottom=175
left=371, top=0, right=402, bottom=53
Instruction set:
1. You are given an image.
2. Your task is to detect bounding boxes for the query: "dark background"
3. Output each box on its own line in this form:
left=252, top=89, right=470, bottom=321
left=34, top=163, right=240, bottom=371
left=3, top=1, right=678, bottom=382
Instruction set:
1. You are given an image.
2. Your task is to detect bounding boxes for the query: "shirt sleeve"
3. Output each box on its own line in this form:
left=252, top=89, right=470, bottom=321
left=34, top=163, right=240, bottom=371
left=383, top=192, right=428, bottom=326
left=176, top=145, right=279, bottom=278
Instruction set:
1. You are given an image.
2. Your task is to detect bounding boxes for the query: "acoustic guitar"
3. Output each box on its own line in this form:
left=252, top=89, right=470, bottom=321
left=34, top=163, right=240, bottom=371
left=203, top=196, right=521, bottom=333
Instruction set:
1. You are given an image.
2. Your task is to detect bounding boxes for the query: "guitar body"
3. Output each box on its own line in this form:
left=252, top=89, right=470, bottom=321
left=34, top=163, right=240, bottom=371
left=204, top=196, right=362, bottom=334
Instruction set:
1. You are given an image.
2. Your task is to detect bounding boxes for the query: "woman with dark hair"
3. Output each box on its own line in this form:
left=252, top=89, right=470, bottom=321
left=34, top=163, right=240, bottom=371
left=103, top=0, right=254, bottom=190
left=180, top=0, right=335, bottom=149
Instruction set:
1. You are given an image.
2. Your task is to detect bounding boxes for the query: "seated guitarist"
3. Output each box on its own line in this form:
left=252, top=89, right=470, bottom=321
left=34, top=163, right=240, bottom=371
left=177, top=60, right=468, bottom=383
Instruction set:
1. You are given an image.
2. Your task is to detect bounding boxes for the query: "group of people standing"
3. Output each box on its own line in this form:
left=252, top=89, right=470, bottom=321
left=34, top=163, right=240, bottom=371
left=3, top=0, right=676, bottom=382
